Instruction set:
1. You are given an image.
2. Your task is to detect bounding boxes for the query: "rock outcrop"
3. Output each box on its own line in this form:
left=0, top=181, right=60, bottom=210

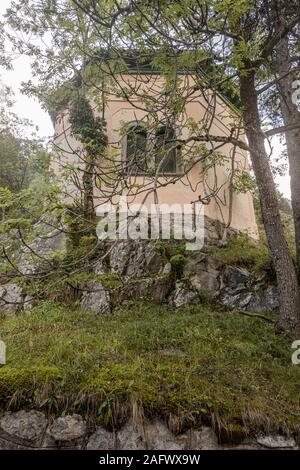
left=0, top=239, right=279, bottom=316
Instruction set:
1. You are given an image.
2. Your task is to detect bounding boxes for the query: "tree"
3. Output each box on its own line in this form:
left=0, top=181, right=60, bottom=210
left=0, top=85, right=50, bottom=193
left=270, top=0, right=300, bottom=277
left=3, top=0, right=300, bottom=332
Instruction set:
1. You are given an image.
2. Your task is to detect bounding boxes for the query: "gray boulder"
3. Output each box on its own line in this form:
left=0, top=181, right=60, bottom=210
left=169, top=281, right=200, bottom=308
left=219, top=291, right=253, bottom=310
left=93, top=258, right=109, bottom=275
left=223, top=266, right=251, bottom=289
left=0, top=410, right=47, bottom=444
left=247, top=286, right=279, bottom=312
left=190, top=427, right=219, bottom=450
left=144, top=420, right=187, bottom=450
left=87, top=427, right=115, bottom=450
left=129, top=275, right=172, bottom=304
left=0, top=283, right=23, bottom=314
left=183, top=253, right=222, bottom=297
left=49, top=414, right=86, bottom=442
left=256, top=434, right=296, bottom=449
left=81, top=281, right=111, bottom=314
left=126, top=242, right=164, bottom=277
left=117, top=420, right=145, bottom=450
left=18, top=229, right=67, bottom=275
left=109, top=241, right=133, bottom=275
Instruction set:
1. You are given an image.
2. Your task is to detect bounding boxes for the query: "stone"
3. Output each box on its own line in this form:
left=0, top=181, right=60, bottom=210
left=42, top=428, right=82, bottom=449
left=253, top=271, right=268, bottom=289
left=222, top=443, right=260, bottom=450
left=184, top=253, right=222, bottom=297
left=0, top=410, right=47, bottom=443
left=104, top=240, right=164, bottom=278
left=0, top=436, right=18, bottom=450
left=0, top=283, right=23, bottom=314
left=190, top=271, right=220, bottom=296
left=204, top=216, right=223, bottom=243
left=94, top=258, right=109, bottom=275
left=162, top=263, right=172, bottom=275
left=184, top=252, right=223, bottom=273
left=109, top=241, right=134, bottom=275
left=18, top=229, right=67, bottom=275
left=87, top=427, right=115, bottom=450
left=81, top=281, right=111, bottom=314
left=256, top=435, right=296, bottom=449
left=49, top=414, right=86, bottom=442
left=169, top=281, right=199, bottom=308
left=190, top=427, right=219, bottom=450
left=247, top=286, right=279, bottom=313
left=151, top=276, right=173, bottom=303
left=117, top=420, right=146, bottom=450
left=41, top=430, right=56, bottom=448
left=219, top=291, right=252, bottom=310
left=224, top=284, right=248, bottom=295
left=144, top=420, right=187, bottom=450
left=125, top=242, right=164, bottom=277
left=223, top=266, right=250, bottom=288
left=235, top=292, right=253, bottom=309
left=130, top=275, right=172, bottom=304
left=23, top=295, right=34, bottom=311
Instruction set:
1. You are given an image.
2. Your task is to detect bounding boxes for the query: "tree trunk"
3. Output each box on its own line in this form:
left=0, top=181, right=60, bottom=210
left=82, top=154, right=95, bottom=220
left=274, top=20, right=300, bottom=276
left=240, top=69, right=300, bottom=334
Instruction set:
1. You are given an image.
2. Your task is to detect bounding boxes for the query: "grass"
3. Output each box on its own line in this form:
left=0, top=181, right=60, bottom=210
left=0, top=301, right=300, bottom=437
left=206, top=235, right=273, bottom=274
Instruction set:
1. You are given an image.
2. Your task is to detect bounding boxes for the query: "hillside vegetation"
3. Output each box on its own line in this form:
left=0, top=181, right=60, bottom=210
left=0, top=301, right=299, bottom=438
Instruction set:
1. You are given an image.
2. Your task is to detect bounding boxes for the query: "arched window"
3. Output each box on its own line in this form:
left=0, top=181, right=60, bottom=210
left=125, top=124, right=148, bottom=174
left=155, top=126, right=177, bottom=174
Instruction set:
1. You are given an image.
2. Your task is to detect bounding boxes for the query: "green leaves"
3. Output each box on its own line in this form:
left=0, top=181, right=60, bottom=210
left=0, top=187, right=14, bottom=209
left=69, top=95, right=107, bottom=156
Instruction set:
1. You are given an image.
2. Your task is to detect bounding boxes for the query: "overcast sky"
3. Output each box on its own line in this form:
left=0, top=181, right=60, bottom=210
left=0, top=0, right=291, bottom=198
left=0, top=0, right=53, bottom=139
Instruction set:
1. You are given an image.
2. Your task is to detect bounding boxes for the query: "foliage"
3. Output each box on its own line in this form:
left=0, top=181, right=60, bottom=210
left=2, top=0, right=300, bottom=334
left=153, top=240, right=186, bottom=261
left=169, top=254, right=187, bottom=267
left=0, top=85, right=51, bottom=193
left=69, top=95, right=107, bottom=156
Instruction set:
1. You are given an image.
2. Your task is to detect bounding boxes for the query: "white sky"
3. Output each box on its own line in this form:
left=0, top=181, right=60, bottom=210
left=0, top=0, right=53, bottom=139
left=0, top=0, right=291, bottom=198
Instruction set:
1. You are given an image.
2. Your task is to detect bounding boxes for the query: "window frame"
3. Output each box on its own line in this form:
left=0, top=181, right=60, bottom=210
left=122, top=121, right=182, bottom=176
left=122, top=121, right=149, bottom=176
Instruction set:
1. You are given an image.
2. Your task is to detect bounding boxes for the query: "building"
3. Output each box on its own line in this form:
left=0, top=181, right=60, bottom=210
left=52, top=63, right=258, bottom=243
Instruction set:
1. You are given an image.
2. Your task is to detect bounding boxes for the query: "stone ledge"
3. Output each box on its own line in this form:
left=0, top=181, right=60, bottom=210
left=0, top=410, right=298, bottom=450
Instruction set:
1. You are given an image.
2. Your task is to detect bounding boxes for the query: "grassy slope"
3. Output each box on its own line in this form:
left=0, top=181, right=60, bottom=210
left=0, top=301, right=300, bottom=436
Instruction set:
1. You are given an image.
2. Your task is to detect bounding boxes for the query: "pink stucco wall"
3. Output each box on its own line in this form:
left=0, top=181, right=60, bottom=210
left=53, top=74, right=258, bottom=239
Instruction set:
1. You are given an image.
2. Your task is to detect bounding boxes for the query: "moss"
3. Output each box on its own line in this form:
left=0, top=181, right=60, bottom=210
left=153, top=240, right=187, bottom=264
left=66, top=272, right=122, bottom=289
left=0, top=301, right=299, bottom=433
left=96, top=273, right=122, bottom=289
left=169, top=254, right=186, bottom=267
left=169, top=254, right=186, bottom=278
left=197, top=289, right=216, bottom=306
left=206, top=235, right=273, bottom=274
left=64, top=205, right=98, bottom=250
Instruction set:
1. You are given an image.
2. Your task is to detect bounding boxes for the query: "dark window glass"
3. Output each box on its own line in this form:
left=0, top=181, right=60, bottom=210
left=155, top=126, right=177, bottom=174
left=126, top=125, right=148, bottom=174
